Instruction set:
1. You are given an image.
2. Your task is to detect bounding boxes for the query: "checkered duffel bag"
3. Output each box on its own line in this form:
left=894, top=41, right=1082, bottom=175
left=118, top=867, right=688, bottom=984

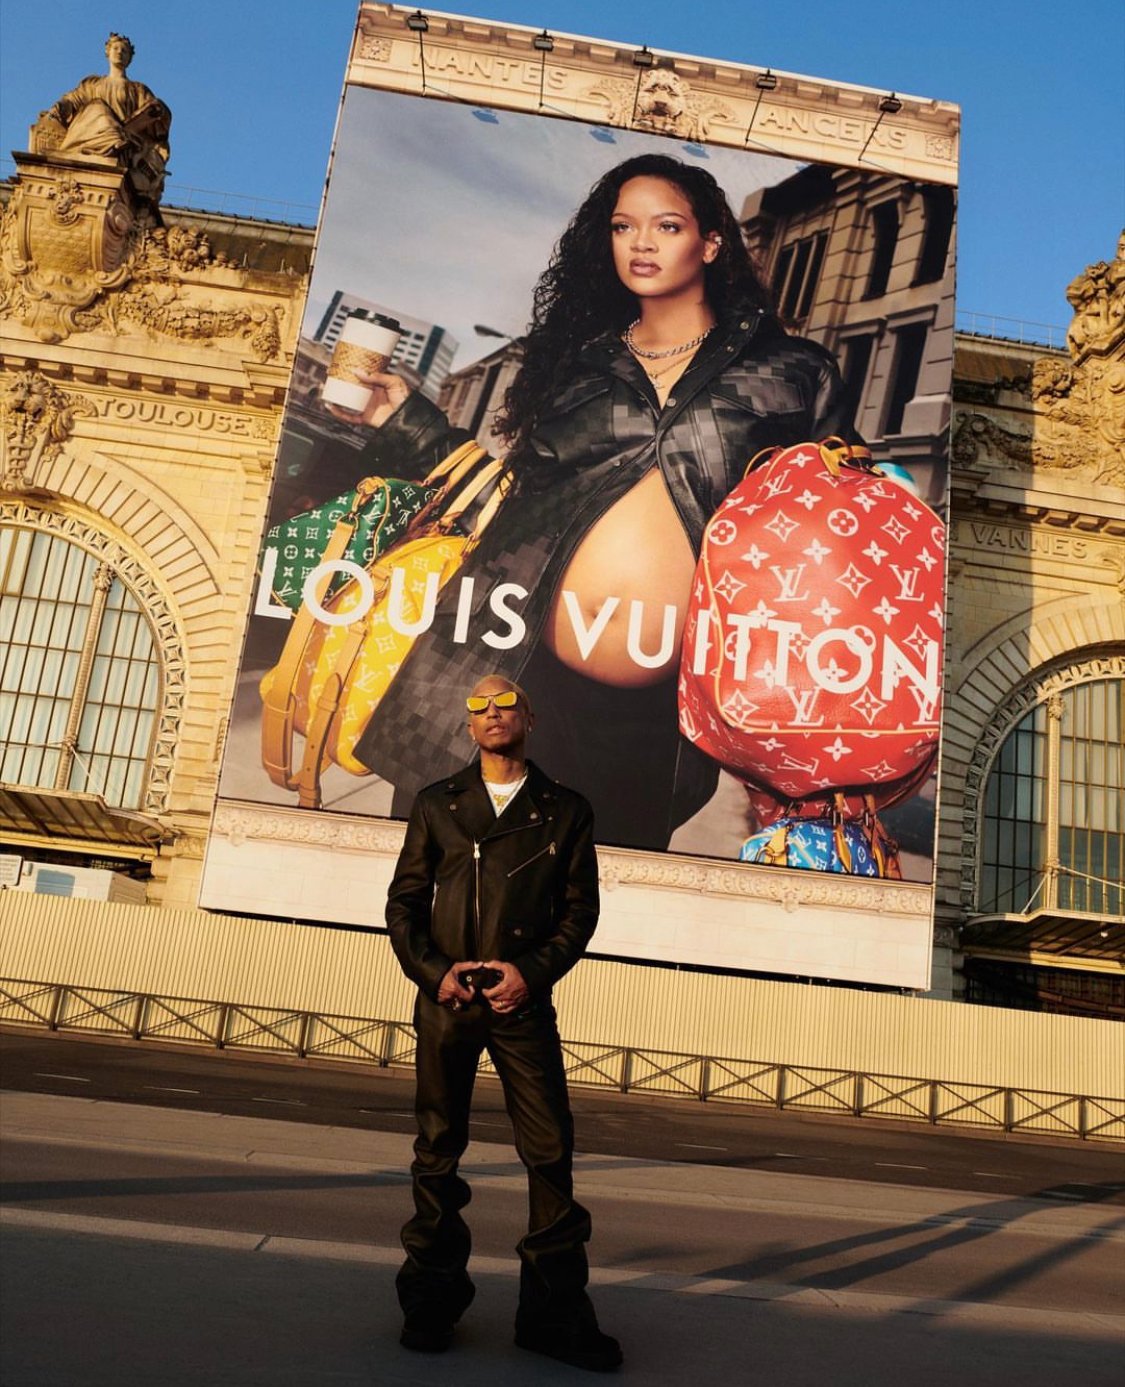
left=678, top=438, right=944, bottom=808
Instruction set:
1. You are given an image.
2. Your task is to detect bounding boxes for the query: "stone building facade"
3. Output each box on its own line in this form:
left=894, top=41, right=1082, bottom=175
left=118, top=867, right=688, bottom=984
left=0, top=40, right=313, bottom=909
left=938, top=241, right=1125, bottom=1015
left=2, top=34, right=1121, bottom=1017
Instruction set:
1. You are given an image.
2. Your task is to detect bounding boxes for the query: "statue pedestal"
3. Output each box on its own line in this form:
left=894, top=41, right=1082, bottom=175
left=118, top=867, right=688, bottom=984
left=2, top=152, right=148, bottom=342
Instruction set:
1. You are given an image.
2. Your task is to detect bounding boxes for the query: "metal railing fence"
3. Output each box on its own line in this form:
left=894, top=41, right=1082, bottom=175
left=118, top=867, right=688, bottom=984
left=2, top=977, right=1121, bottom=1142
left=954, top=309, right=1068, bottom=351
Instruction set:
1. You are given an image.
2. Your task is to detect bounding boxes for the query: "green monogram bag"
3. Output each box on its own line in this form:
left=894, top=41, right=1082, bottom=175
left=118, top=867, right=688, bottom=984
left=258, top=443, right=486, bottom=612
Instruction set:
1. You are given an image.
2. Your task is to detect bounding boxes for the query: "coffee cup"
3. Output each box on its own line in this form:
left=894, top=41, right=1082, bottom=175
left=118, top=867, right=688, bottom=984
left=322, top=312, right=402, bottom=412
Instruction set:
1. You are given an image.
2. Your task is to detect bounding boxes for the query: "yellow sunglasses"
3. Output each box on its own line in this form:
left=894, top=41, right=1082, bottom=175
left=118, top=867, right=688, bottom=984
left=466, top=690, right=520, bottom=714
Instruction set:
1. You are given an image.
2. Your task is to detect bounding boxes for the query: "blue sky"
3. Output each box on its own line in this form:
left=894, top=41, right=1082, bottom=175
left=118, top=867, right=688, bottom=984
left=2, top=0, right=1122, bottom=336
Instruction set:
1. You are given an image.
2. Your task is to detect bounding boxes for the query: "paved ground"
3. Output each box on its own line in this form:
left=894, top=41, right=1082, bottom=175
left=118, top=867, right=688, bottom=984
left=3, top=1090, right=1124, bottom=1386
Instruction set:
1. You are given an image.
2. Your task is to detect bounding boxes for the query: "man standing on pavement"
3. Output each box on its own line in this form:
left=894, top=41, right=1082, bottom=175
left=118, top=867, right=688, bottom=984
left=385, top=674, right=623, bottom=1372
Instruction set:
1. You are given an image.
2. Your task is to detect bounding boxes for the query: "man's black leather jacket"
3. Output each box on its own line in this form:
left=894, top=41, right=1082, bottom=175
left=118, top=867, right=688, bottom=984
left=353, top=308, right=860, bottom=796
left=385, top=759, right=599, bottom=1001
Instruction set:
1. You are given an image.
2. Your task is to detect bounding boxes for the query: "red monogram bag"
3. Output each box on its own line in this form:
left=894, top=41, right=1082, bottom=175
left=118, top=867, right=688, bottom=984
left=678, top=439, right=944, bottom=808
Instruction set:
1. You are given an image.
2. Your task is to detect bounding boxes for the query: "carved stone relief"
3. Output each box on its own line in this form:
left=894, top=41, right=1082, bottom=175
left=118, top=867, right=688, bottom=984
left=211, top=801, right=932, bottom=916
left=951, top=411, right=1033, bottom=470
left=952, top=234, right=1125, bottom=488
left=2, top=372, right=96, bottom=492
left=1064, top=230, right=1125, bottom=364
left=585, top=68, right=736, bottom=141
left=0, top=171, right=287, bottom=356
left=359, top=36, right=392, bottom=62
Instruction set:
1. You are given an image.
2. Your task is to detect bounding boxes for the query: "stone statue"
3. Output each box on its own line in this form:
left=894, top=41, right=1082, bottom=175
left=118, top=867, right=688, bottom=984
left=30, top=33, right=171, bottom=202
left=1064, top=227, right=1125, bottom=363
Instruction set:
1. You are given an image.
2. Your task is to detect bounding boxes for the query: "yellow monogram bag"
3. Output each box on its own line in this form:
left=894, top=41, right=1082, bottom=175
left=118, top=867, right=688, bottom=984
left=260, top=443, right=508, bottom=809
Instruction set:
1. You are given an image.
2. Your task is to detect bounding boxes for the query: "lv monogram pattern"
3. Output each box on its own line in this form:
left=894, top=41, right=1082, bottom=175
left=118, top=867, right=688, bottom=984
left=260, top=532, right=467, bottom=776
left=261, top=478, right=436, bottom=612
left=679, top=441, right=945, bottom=802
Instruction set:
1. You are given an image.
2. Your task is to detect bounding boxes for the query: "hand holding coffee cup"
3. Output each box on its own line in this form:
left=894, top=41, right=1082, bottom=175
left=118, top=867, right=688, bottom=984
left=322, top=311, right=403, bottom=422
left=325, top=368, right=411, bottom=428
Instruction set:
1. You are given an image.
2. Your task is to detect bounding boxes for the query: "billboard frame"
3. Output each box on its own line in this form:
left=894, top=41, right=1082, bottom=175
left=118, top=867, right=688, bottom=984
left=201, top=2, right=961, bottom=992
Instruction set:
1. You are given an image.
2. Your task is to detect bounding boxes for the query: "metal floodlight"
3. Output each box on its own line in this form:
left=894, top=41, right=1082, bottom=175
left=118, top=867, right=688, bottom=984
left=879, top=92, right=903, bottom=114
left=405, top=10, right=428, bottom=32
left=532, top=29, right=554, bottom=52
left=756, top=69, right=778, bottom=91
left=633, top=46, right=655, bottom=69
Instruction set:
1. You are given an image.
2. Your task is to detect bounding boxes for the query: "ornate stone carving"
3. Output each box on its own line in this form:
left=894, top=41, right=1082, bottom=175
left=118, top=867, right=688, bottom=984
left=924, top=134, right=955, bottom=161
left=0, top=156, right=139, bottom=342
left=2, top=42, right=290, bottom=356
left=2, top=372, right=95, bottom=491
left=952, top=236, right=1125, bottom=488
left=210, top=801, right=932, bottom=915
left=30, top=33, right=171, bottom=204
left=597, top=849, right=930, bottom=913
left=213, top=802, right=408, bottom=854
left=172, top=833, right=207, bottom=860
left=0, top=178, right=286, bottom=357
left=0, top=499, right=186, bottom=817
left=49, top=177, right=86, bottom=225
left=951, top=411, right=1034, bottom=470
left=140, top=225, right=233, bottom=275
left=1065, top=229, right=1125, bottom=364
left=1035, top=232, right=1125, bottom=484
left=104, top=283, right=284, bottom=362
left=359, top=36, right=392, bottom=62
left=586, top=68, right=735, bottom=141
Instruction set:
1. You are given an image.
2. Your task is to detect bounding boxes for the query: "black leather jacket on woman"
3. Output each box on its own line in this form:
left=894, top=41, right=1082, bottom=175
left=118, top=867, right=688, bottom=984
left=385, top=759, right=599, bottom=1001
left=353, top=307, right=859, bottom=801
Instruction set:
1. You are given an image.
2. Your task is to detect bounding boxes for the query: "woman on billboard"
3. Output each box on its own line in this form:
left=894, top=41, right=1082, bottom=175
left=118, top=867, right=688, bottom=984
left=333, top=153, right=861, bottom=849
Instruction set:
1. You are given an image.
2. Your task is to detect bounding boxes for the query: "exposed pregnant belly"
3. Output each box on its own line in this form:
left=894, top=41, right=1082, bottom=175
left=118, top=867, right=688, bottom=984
left=543, top=469, right=696, bottom=687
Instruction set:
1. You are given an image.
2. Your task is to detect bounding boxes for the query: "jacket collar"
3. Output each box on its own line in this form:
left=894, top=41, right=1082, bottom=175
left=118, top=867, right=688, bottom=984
left=442, top=759, right=556, bottom=839
left=578, top=306, right=770, bottom=409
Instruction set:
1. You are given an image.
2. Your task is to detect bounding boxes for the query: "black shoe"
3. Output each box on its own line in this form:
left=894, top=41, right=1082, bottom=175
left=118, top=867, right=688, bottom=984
left=400, top=1312, right=454, bottom=1354
left=515, top=1321, right=623, bottom=1373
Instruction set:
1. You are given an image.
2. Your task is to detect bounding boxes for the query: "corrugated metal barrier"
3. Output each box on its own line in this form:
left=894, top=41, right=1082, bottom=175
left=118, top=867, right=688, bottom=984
left=2, top=893, right=1123, bottom=1139
left=1, top=976, right=1121, bottom=1141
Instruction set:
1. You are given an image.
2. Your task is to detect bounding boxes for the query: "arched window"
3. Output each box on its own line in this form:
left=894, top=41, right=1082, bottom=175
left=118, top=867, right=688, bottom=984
left=0, top=526, right=162, bottom=810
left=980, top=677, right=1124, bottom=917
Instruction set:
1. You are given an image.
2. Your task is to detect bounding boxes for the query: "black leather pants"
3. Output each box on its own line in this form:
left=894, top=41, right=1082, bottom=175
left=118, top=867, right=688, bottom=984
left=396, top=992, right=594, bottom=1328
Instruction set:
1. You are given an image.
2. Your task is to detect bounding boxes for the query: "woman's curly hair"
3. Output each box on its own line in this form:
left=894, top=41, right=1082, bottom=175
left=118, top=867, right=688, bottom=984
left=495, top=154, right=775, bottom=449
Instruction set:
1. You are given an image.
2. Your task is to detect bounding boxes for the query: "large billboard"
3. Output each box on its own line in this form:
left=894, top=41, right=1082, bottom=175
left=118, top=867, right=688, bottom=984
left=202, top=3, right=959, bottom=989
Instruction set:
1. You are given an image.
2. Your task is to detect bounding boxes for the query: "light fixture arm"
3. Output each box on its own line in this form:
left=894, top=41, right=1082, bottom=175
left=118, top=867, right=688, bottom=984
left=743, top=70, right=778, bottom=144
left=858, top=92, right=903, bottom=162
left=532, top=29, right=554, bottom=108
left=406, top=11, right=429, bottom=93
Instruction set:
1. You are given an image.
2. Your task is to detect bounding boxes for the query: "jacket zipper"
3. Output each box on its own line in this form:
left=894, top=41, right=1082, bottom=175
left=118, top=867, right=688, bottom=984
left=472, top=839, right=483, bottom=957
left=507, top=841, right=556, bottom=877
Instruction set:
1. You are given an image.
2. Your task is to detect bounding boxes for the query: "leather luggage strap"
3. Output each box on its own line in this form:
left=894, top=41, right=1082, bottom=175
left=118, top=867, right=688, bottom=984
left=295, top=454, right=509, bottom=809
left=260, top=441, right=487, bottom=792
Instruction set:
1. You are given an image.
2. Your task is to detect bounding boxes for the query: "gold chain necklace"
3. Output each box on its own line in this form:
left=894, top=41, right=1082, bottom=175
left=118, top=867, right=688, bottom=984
left=623, top=319, right=714, bottom=359
left=485, top=776, right=524, bottom=810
